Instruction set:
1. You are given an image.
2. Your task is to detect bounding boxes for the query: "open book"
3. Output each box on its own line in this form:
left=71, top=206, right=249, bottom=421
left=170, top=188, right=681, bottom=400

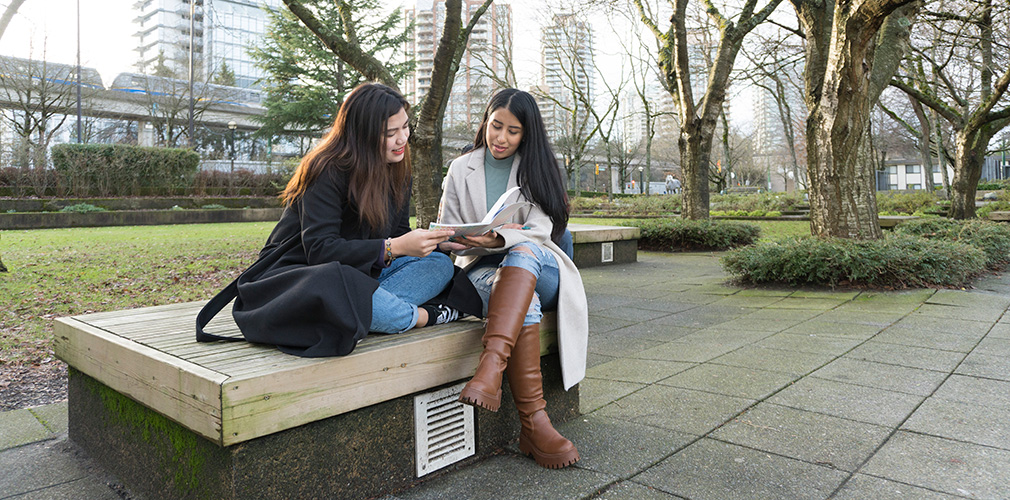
left=429, top=186, right=531, bottom=238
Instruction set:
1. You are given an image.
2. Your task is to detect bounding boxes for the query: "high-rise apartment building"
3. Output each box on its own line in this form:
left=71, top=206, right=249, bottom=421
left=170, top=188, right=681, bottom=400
left=403, top=0, right=512, bottom=135
left=539, top=13, right=594, bottom=141
left=752, top=72, right=805, bottom=191
left=133, top=0, right=279, bottom=89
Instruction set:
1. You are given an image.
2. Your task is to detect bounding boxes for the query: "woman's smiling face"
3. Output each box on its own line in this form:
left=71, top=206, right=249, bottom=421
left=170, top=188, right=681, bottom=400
left=485, top=107, right=523, bottom=159
left=384, top=108, right=410, bottom=163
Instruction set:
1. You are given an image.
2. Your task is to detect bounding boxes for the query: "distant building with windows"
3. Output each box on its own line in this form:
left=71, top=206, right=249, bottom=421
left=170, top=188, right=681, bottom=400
left=133, top=0, right=280, bottom=89
left=539, top=13, right=594, bottom=141
left=876, top=159, right=952, bottom=190
left=751, top=72, right=806, bottom=192
left=403, top=0, right=512, bottom=136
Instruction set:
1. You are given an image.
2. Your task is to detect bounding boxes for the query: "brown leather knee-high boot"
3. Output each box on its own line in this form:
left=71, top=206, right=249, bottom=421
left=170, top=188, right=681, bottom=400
left=506, top=323, right=580, bottom=469
left=458, top=266, right=537, bottom=411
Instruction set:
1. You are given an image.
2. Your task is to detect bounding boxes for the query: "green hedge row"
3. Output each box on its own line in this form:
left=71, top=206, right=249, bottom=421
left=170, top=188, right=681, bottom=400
left=51, top=144, right=200, bottom=197
left=623, top=218, right=761, bottom=251
left=721, top=218, right=1010, bottom=288
left=721, top=235, right=986, bottom=288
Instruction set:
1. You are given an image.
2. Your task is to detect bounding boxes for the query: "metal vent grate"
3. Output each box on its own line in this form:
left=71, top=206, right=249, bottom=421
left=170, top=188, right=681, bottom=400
left=601, top=241, right=614, bottom=263
left=414, top=382, right=475, bottom=477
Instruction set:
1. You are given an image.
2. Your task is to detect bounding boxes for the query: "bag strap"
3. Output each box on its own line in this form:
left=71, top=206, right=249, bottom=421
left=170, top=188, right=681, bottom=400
left=195, top=279, right=243, bottom=342
left=194, top=233, right=302, bottom=343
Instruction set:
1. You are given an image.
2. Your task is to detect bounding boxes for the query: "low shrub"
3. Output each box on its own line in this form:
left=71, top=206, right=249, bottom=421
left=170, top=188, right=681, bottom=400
left=876, top=191, right=943, bottom=215
left=570, top=194, right=681, bottom=215
left=894, top=218, right=1010, bottom=268
left=976, top=201, right=1010, bottom=220
left=710, top=191, right=807, bottom=213
left=200, top=204, right=227, bottom=210
left=977, top=180, right=1010, bottom=191
left=625, top=218, right=760, bottom=251
left=58, top=203, right=107, bottom=213
left=721, top=234, right=986, bottom=288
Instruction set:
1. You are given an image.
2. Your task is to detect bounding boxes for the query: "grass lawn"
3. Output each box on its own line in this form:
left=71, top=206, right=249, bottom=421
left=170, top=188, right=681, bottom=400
left=0, top=222, right=274, bottom=365
left=571, top=217, right=812, bottom=242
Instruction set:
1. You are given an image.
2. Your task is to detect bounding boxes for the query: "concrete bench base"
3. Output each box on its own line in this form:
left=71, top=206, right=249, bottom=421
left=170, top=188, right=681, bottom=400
left=68, top=360, right=577, bottom=500
left=569, top=223, right=639, bottom=268
left=55, top=302, right=577, bottom=500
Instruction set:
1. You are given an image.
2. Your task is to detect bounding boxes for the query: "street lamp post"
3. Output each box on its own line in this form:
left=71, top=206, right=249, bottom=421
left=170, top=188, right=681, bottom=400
left=638, top=166, right=644, bottom=195
left=228, top=121, right=237, bottom=195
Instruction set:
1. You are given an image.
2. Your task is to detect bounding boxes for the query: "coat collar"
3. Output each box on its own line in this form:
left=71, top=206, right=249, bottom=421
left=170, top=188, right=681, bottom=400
left=463, top=147, right=521, bottom=216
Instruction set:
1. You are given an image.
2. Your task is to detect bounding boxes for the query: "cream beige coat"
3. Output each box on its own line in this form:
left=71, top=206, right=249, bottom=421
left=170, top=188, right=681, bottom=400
left=437, top=148, right=588, bottom=390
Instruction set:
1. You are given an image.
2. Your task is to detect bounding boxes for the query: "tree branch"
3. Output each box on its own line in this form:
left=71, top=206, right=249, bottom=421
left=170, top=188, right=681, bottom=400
left=890, top=77, right=962, bottom=126
left=281, top=0, right=396, bottom=88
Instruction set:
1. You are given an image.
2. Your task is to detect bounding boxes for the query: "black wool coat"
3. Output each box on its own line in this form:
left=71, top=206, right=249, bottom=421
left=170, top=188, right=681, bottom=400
left=197, top=166, right=410, bottom=357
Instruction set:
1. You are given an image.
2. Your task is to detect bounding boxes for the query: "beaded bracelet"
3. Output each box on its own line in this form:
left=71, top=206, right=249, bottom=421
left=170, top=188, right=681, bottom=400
left=384, top=238, right=393, bottom=265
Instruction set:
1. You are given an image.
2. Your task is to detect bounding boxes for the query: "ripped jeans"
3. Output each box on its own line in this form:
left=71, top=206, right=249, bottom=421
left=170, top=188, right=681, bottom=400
left=467, top=242, right=560, bottom=326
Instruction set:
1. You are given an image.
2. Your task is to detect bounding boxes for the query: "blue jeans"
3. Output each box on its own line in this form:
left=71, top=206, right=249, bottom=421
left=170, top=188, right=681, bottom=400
left=370, top=252, right=454, bottom=333
left=467, top=242, right=559, bottom=326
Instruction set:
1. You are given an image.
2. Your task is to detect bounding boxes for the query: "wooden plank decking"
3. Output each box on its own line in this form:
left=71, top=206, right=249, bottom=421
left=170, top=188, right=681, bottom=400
left=55, top=302, right=557, bottom=446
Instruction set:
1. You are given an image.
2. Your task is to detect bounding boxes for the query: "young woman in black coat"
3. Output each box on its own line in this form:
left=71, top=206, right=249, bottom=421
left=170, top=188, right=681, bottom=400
left=198, top=83, right=460, bottom=356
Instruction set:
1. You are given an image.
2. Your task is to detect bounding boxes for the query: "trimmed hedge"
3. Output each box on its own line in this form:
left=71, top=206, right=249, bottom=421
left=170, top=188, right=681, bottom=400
left=624, top=218, right=761, bottom=251
left=721, top=235, right=986, bottom=288
left=894, top=218, right=1010, bottom=268
left=51, top=144, right=200, bottom=197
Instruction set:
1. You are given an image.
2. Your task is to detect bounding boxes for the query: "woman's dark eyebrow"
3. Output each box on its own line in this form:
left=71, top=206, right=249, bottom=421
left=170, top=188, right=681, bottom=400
left=491, top=119, right=521, bottom=131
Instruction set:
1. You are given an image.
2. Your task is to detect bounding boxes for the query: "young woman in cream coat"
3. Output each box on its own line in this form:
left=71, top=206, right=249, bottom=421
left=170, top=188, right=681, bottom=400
left=437, top=88, right=589, bottom=469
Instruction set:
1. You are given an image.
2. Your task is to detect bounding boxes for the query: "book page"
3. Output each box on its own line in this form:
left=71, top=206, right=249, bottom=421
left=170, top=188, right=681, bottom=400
left=429, top=187, right=530, bottom=237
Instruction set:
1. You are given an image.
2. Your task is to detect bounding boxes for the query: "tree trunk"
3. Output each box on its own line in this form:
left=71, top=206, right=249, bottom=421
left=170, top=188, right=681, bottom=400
left=807, top=104, right=883, bottom=238
left=909, top=98, right=935, bottom=191
left=949, top=127, right=992, bottom=219
left=794, top=0, right=918, bottom=239
left=680, top=121, right=713, bottom=219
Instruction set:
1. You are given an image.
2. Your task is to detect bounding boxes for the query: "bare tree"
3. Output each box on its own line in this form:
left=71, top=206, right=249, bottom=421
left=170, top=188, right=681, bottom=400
left=788, top=0, right=920, bottom=238
left=891, top=0, right=1010, bottom=218
left=631, top=0, right=783, bottom=219
left=739, top=25, right=807, bottom=191
left=284, top=0, right=492, bottom=226
left=0, top=0, right=20, bottom=273
left=534, top=10, right=607, bottom=196
left=0, top=0, right=26, bottom=41
left=0, top=51, right=90, bottom=196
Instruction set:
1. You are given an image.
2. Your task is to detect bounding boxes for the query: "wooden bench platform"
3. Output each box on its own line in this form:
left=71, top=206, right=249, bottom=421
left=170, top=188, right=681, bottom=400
left=988, top=211, right=1010, bottom=221
left=54, top=303, right=574, bottom=500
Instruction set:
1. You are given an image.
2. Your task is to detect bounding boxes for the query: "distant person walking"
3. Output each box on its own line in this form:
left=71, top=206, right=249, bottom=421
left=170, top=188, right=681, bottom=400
left=666, top=175, right=681, bottom=194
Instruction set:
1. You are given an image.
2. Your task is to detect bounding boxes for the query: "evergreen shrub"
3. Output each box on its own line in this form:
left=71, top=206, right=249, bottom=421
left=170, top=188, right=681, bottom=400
left=625, top=218, right=760, bottom=251
left=51, top=144, right=200, bottom=197
left=976, top=201, right=1010, bottom=220
left=721, top=235, right=986, bottom=288
left=876, top=191, right=942, bottom=215
left=894, top=218, right=1010, bottom=268
left=58, top=203, right=107, bottom=213
left=710, top=191, right=806, bottom=213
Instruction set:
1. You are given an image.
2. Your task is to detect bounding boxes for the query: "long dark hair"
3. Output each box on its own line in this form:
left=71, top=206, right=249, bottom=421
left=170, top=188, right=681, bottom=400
left=282, top=82, right=410, bottom=231
left=473, top=88, right=569, bottom=243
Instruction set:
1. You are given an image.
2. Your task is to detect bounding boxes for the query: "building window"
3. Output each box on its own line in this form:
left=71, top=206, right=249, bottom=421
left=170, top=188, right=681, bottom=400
left=887, top=166, right=897, bottom=174
left=906, top=165, right=920, bottom=174
left=909, top=184, right=922, bottom=190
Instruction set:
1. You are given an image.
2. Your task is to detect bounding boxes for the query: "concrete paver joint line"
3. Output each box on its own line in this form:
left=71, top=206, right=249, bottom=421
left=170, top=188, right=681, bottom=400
left=7, top=252, right=1010, bottom=499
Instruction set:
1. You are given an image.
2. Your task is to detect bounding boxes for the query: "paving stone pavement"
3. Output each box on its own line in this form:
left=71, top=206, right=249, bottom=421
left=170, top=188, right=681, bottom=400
left=2, top=251, right=1009, bottom=500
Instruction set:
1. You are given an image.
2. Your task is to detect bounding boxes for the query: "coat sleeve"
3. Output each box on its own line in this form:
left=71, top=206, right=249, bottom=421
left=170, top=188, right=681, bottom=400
left=437, top=157, right=466, bottom=225
left=298, top=170, right=385, bottom=274
left=496, top=193, right=553, bottom=249
left=391, top=179, right=412, bottom=238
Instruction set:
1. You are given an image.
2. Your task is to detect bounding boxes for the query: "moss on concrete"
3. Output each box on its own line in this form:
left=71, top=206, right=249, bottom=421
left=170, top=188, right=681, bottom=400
left=77, top=372, right=215, bottom=498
